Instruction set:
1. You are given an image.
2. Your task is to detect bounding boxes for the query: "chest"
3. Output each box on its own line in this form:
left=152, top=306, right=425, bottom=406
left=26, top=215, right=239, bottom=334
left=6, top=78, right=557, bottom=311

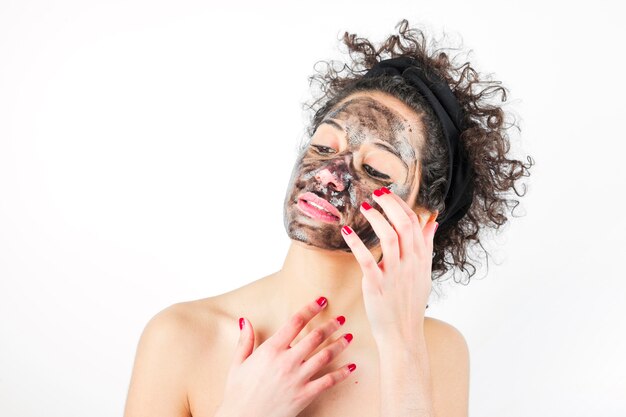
left=187, top=334, right=383, bottom=417
left=296, top=383, right=381, bottom=416
left=296, top=351, right=381, bottom=417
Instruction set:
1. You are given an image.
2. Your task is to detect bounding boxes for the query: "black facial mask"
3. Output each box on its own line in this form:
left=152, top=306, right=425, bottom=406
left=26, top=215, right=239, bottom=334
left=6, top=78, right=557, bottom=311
left=282, top=95, right=417, bottom=252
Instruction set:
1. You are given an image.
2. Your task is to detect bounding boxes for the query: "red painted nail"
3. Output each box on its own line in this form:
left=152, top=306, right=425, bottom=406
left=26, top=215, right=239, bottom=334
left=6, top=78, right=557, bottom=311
left=361, top=201, right=372, bottom=210
left=239, top=317, right=244, bottom=330
left=348, top=363, right=357, bottom=372
left=373, top=188, right=384, bottom=197
left=341, top=225, right=352, bottom=235
left=316, top=297, right=328, bottom=307
left=343, top=333, right=353, bottom=343
left=336, top=315, right=346, bottom=325
left=381, top=186, right=391, bottom=194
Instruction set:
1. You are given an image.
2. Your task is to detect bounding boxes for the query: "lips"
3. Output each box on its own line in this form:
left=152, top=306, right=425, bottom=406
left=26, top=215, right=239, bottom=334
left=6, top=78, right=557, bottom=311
left=297, top=192, right=342, bottom=220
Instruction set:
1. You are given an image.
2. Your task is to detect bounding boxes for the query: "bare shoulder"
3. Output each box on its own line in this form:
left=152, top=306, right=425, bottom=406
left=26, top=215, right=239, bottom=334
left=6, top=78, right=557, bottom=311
left=151, top=297, right=237, bottom=350
left=423, top=316, right=470, bottom=372
left=132, top=299, right=221, bottom=350
left=147, top=299, right=220, bottom=339
left=424, top=316, right=469, bottom=353
left=124, top=300, right=221, bottom=417
left=423, top=317, right=470, bottom=417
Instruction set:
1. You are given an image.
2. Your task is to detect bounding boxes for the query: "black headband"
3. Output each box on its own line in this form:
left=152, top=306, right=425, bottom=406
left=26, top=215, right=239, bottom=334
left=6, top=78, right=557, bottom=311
left=363, top=56, right=474, bottom=226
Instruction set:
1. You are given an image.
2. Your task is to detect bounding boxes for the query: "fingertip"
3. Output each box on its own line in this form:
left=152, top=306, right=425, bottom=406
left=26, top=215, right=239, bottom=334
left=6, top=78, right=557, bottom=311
left=316, top=296, right=328, bottom=308
left=239, top=317, right=254, bottom=337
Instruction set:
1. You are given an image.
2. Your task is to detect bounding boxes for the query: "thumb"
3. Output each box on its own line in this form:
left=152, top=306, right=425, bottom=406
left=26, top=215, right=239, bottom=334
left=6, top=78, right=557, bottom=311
left=231, top=317, right=255, bottom=366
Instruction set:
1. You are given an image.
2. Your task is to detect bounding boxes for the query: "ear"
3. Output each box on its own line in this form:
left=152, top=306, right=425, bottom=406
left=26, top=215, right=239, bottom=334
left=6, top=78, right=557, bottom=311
left=414, top=207, right=439, bottom=229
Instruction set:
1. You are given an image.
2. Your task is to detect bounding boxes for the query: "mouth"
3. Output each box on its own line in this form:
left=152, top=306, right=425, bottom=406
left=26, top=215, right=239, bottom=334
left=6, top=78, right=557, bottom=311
left=297, top=192, right=341, bottom=224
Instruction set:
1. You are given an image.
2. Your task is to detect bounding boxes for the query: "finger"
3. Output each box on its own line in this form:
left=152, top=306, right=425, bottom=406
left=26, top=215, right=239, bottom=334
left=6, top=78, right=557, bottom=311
left=372, top=187, right=415, bottom=260
left=298, top=332, right=353, bottom=380
left=359, top=200, right=399, bottom=264
left=340, top=225, right=383, bottom=282
left=231, top=317, right=255, bottom=366
left=425, top=219, right=439, bottom=255
left=302, top=363, right=356, bottom=400
left=288, top=315, right=346, bottom=364
left=384, top=188, right=428, bottom=258
left=267, top=297, right=328, bottom=350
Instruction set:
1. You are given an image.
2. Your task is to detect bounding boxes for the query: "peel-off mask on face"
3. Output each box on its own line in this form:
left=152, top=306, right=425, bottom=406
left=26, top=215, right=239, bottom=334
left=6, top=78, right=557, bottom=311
left=283, top=95, right=421, bottom=252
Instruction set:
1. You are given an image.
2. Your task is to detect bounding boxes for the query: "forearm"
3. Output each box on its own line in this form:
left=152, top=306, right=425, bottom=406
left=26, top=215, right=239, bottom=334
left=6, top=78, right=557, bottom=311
left=377, top=335, right=434, bottom=417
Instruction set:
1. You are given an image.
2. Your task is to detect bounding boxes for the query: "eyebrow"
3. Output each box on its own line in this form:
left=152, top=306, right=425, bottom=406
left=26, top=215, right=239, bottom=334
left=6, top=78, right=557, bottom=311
left=319, top=119, right=409, bottom=171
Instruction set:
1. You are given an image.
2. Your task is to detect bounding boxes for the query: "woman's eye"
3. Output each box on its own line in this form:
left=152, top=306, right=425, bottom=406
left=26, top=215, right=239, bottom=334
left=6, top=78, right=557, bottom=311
left=310, top=144, right=390, bottom=181
left=363, top=164, right=390, bottom=180
left=311, top=145, right=336, bottom=154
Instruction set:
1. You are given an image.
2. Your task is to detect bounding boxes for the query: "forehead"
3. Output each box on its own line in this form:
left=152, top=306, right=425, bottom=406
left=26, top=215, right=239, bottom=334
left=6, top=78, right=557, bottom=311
left=321, top=92, right=423, bottom=157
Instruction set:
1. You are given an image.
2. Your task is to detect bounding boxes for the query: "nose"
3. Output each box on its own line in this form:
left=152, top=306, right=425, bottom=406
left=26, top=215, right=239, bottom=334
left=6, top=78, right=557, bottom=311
left=315, top=167, right=345, bottom=192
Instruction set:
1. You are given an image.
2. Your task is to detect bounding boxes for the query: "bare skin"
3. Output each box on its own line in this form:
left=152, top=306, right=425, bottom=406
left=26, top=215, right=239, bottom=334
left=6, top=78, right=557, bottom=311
left=181, top=276, right=468, bottom=417
left=124, top=91, right=470, bottom=417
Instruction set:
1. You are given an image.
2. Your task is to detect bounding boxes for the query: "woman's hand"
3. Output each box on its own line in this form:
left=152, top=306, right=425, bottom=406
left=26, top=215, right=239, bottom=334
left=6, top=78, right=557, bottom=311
left=215, top=297, right=356, bottom=417
left=340, top=186, right=438, bottom=345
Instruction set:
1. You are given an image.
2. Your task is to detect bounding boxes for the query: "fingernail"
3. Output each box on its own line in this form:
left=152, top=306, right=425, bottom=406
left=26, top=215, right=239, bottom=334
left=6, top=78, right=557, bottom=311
left=343, top=333, right=353, bottom=343
left=348, top=363, right=357, bottom=372
left=316, top=296, right=328, bottom=307
left=239, top=317, right=245, bottom=330
left=361, top=201, right=372, bottom=210
left=336, top=315, right=346, bottom=325
left=373, top=188, right=384, bottom=197
left=341, top=225, right=352, bottom=235
left=381, top=186, right=391, bottom=194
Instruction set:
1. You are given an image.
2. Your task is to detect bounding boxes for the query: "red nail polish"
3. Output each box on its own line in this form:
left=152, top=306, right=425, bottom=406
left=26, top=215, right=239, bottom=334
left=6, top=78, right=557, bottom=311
left=373, top=188, right=384, bottom=197
left=381, top=186, right=391, bottom=194
left=361, top=201, right=372, bottom=210
left=348, top=363, right=357, bottom=372
left=343, top=333, right=353, bottom=343
left=336, top=315, right=346, bottom=325
left=341, top=225, right=352, bottom=235
left=316, top=297, right=328, bottom=307
left=239, top=317, right=244, bottom=330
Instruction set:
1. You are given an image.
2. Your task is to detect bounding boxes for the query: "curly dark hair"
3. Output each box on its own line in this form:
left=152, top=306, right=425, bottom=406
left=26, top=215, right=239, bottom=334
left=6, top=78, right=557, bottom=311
left=301, top=19, right=535, bottom=286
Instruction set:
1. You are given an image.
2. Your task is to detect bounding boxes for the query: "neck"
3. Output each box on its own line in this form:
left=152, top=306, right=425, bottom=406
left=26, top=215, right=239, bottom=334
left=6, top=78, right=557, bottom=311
left=270, top=239, right=382, bottom=330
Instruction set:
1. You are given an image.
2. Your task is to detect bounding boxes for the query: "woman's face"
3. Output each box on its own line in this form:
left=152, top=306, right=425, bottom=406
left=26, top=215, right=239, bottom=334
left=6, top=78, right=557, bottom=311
left=283, top=91, right=424, bottom=251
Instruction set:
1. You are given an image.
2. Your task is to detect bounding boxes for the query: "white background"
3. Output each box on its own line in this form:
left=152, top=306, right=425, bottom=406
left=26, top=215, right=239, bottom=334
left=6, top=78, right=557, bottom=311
left=1, top=1, right=624, bottom=416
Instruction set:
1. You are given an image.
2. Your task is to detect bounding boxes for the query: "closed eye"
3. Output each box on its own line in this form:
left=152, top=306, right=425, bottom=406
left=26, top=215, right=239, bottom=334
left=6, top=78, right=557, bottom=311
left=363, top=164, right=390, bottom=180
left=311, top=145, right=390, bottom=180
left=311, top=145, right=336, bottom=154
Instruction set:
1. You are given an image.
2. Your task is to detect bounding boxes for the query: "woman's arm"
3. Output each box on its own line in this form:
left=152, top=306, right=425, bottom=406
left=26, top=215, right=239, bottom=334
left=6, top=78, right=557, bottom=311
left=123, top=304, right=195, bottom=417
left=377, top=318, right=470, bottom=417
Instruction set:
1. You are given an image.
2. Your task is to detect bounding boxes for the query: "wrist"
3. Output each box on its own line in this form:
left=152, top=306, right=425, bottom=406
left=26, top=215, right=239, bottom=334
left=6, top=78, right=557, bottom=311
left=374, top=329, right=427, bottom=354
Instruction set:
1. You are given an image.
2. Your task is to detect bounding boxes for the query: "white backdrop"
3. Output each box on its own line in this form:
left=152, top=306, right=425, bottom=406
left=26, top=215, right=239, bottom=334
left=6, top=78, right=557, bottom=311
left=1, top=1, right=624, bottom=416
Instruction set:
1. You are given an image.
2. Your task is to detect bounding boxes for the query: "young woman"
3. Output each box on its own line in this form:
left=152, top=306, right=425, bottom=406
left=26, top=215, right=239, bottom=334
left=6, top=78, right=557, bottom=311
left=124, top=19, right=533, bottom=417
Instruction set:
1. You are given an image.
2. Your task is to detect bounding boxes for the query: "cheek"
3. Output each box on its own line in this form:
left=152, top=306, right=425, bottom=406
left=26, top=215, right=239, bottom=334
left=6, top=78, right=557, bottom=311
left=390, top=182, right=412, bottom=201
left=392, top=162, right=418, bottom=203
left=286, top=157, right=314, bottom=185
left=286, top=153, right=410, bottom=207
